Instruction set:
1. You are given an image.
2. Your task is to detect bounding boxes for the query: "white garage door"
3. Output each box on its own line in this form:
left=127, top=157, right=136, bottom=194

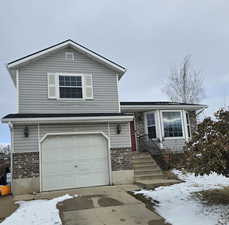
left=41, top=133, right=110, bottom=191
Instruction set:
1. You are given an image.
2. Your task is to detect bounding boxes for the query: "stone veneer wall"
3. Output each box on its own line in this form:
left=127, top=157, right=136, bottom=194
left=134, top=112, right=145, bottom=137
left=134, top=112, right=145, bottom=151
left=13, top=152, right=39, bottom=179
left=110, top=148, right=133, bottom=171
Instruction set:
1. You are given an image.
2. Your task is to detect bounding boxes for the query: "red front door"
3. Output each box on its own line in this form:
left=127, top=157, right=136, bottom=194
left=130, top=121, right=137, bottom=152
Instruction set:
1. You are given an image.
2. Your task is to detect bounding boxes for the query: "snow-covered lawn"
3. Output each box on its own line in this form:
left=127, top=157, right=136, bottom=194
left=0, top=194, right=73, bottom=225
left=135, top=170, right=229, bottom=225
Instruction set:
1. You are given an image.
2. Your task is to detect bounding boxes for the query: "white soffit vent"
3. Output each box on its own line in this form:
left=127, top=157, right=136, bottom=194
left=65, top=52, right=75, bottom=61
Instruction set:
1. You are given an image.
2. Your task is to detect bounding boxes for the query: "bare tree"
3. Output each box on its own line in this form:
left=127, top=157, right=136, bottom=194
left=163, top=55, right=204, bottom=103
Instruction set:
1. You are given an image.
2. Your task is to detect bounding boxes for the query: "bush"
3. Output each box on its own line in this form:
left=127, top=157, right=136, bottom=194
left=185, top=109, right=229, bottom=176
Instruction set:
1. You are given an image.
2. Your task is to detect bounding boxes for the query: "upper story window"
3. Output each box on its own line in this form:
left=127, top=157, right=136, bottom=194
left=146, top=112, right=156, bottom=139
left=48, top=73, right=93, bottom=100
left=59, top=75, right=82, bottom=99
left=162, top=111, right=183, bottom=138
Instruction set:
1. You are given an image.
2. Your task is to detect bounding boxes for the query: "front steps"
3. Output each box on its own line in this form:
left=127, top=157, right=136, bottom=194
left=132, top=152, right=164, bottom=182
left=132, top=152, right=180, bottom=188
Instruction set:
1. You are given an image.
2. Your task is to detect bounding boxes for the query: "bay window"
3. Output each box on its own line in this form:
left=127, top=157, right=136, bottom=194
left=162, top=111, right=183, bottom=138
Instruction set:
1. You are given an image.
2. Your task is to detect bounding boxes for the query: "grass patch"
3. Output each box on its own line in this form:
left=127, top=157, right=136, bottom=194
left=194, top=187, right=229, bottom=205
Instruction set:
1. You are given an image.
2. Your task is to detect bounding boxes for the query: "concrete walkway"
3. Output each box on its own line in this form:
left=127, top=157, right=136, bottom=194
left=14, top=185, right=168, bottom=225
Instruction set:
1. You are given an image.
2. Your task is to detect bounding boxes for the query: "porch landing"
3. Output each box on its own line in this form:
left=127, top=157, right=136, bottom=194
left=135, top=179, right=181, bottom=189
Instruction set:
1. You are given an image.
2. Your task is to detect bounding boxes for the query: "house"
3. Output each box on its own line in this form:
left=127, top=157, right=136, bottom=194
left=2, top=40, right=206, bottom=195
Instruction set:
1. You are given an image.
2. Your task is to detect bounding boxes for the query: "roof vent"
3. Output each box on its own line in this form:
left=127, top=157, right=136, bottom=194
left=65, top=52, right=75, bottom=61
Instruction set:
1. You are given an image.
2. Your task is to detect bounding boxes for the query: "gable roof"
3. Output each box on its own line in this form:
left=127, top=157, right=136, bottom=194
left=7, top=40, right=126, bottom=85
left=8, top=39, right=126, bottom=72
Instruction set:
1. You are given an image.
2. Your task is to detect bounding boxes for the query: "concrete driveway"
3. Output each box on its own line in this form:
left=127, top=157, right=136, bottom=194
left=0, top=195, right=18, bottom=222
left=53, top=185, right=167, bottom=225
left=13, top=185, right=168, bottom=225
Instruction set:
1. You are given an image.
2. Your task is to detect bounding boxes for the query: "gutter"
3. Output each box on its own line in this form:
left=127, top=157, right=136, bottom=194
left=2, top=115, right=134, bottom=124
left=121, top=104, right=208, bottom=111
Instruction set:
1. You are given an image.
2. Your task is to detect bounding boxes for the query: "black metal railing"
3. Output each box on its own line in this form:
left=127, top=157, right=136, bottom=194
left=138, top=134, right=170, bottom=170
left=138, top=135, right=165, bottom=155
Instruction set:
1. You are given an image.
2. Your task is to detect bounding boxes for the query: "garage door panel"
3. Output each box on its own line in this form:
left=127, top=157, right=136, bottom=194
left=41, top=134, right=109, bottom=191
left=43, top=148, right=76, bottom=162
left=43, top=162, right=76, bottom=175
left=76, top=174, right=108, bottom=187
left=43, top=175, right=77, bottom=191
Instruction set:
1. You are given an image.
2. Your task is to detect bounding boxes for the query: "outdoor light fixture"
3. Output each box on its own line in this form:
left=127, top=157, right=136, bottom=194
left=116, top=124, right=121, bottom=134
left=24, top=126, right=29, bottom=138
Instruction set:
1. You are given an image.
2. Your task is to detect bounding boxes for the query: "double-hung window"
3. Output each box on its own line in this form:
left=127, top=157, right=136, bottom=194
left=146, top=112, right=157, bottom=139
left=162, top=111, right=183, bottom=138
left=48, top=72, right=93, bottom=100
left=59, top=75, right=83, bottom=99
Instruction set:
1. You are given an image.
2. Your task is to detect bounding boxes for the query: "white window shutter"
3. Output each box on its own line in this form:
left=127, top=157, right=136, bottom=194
left=84, top=74, right=93, bottom=99
left=48, top=73, right=57, bottom=99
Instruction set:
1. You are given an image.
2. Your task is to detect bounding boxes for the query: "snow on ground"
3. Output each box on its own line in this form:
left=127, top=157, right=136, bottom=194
left=135, top=170, right=229, bottom=225
left=0, top=194, right=73, bottom=225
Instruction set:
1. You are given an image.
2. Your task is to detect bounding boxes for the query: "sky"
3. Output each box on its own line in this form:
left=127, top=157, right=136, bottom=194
left=0, top=0, right=229, bottom=143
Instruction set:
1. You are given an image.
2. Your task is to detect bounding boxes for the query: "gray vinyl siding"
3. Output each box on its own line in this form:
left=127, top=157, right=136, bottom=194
left=18, top=47, right=120, bottom=113
left=13, top=122, right=131, bottom=153
left=39, top=123, right=109, bottom=139
left=13, top=125, right=39, bottom=152
left=163, top=139, right=186, bottom=152
left=40, top=123, right=131, bottom=149
left=110, top=123, right=131, bottom=148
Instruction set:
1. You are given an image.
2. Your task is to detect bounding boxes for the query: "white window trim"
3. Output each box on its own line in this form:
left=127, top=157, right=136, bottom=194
left=50, top=72, right=93, bottom=101
left=160, top=110, right=186, bottom=140
left=58, top=73, right=83, bottom=100
left=144, top=111, right=159, bottom=140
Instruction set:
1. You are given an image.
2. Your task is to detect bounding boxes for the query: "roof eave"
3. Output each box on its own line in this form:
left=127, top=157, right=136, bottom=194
left=1, top=115, right=134, bottom=124
left=6, top=66, right=17, bottom=87
left=121, top=104, right=208, bottom=112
